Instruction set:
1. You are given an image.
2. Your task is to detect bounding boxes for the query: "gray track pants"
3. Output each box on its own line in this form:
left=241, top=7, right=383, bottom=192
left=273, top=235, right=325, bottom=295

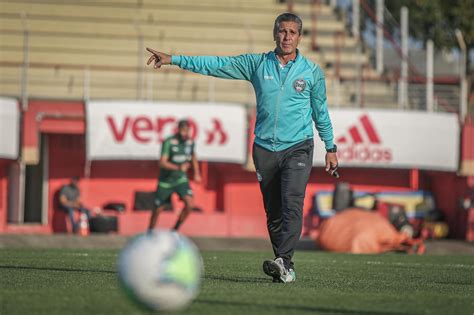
left=252, top=139, right=314, bottom=269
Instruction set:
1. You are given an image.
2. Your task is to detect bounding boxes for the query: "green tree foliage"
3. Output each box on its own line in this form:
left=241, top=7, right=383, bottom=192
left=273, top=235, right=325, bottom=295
left=381, top=0, right=473, bottom=48
left=382, top=0, right=474, bottom=63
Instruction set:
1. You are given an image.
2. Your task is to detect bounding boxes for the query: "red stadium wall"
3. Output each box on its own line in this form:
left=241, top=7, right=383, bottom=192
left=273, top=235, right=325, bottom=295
left=0, top=160, right=9, bottom=232
left=2, top=99, right=472, bottom=239
left=428, top=171, right=469, bottom=239
left=461, top=118, right=474, bottom=176
left=43, top=131, right=416, bottom=237
left=45, top=133, right=267, bottom=236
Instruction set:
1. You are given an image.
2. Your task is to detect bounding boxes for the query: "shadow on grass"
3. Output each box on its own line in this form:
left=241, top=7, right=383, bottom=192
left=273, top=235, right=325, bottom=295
left=204, top=275, right=270, bottom=283
left=0, top=265, right=116, bottom=274
left=196, top=299, right=412, bottom=315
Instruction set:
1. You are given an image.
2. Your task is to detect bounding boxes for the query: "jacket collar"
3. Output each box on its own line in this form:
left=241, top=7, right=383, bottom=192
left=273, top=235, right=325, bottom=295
left=271, top=49, right=301, bottom=65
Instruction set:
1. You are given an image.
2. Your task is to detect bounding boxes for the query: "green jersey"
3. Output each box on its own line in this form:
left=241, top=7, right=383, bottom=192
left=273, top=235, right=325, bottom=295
left=158, top=135, right=195, bottom=186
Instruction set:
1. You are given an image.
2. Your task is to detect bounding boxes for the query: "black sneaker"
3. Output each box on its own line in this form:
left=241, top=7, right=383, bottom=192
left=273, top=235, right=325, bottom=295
left=263, top=257, right=296, bottom=283
left=263, top=257, right=285, bottom=283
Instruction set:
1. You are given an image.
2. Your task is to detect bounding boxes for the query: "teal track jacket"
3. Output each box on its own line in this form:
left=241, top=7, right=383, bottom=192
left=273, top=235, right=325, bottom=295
left=171, top=50, right=334, bottom=152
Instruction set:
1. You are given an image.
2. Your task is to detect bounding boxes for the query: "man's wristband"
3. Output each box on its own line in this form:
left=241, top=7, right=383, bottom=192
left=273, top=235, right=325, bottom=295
left=326, top=144, right=337, bottom=153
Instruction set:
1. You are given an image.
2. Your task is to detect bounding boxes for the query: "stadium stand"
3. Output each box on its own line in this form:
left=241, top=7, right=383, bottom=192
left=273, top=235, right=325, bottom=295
left=1, top=0, right=403, bottom=108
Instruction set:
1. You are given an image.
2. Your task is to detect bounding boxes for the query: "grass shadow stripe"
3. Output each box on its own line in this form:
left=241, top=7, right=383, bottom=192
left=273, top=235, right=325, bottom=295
left=204, top=275, right=269, bottom=283
left=0, top=265, right=116, bottom=274
left=195, top=299, right=413, bottom=314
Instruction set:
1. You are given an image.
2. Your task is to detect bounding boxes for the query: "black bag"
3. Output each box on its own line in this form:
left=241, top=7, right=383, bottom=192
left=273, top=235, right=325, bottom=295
left=89, top=216, right=118, bottom=233
left=103, top=202, right=125, bottom=213
left=133, top=191, right=156, bottom=211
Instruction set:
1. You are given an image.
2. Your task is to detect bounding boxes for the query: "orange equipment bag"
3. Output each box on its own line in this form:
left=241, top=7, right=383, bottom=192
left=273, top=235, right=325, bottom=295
left=317, top=208, right=424, bottom=254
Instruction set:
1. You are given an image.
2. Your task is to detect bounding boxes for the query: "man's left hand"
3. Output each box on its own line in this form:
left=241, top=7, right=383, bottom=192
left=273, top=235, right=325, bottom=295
left=325, top=152, right=339, bottom=177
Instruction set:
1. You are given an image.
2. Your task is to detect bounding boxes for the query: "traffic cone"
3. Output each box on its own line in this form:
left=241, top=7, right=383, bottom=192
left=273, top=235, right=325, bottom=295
left=78, top=212, right=89, bottom=236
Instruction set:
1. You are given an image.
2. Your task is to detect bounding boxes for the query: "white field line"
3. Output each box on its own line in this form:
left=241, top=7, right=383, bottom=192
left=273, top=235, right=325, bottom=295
left=296, top=259, right=474, bottom=269
left=365, top=260, right=474, bottom=269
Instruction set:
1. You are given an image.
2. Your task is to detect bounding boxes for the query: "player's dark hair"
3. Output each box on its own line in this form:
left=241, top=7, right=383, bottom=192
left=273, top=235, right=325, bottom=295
left=273, top=13, right=303, bottom=37
left=177, top=119, right=190, bottom=129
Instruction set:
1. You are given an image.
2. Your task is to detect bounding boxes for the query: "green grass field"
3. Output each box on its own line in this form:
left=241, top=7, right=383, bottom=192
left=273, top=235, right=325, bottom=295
left=1, top=248, right=473, bottom=315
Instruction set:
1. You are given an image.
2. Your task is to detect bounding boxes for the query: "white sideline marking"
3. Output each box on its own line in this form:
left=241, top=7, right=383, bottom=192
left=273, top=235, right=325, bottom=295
left=366, top=261, right=474, bottom=269
left=296, top=259, right=474, bottom=269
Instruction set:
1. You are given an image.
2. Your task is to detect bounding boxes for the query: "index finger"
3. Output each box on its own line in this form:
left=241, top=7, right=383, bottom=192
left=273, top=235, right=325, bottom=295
left=146, top=47, right=159, bottom=55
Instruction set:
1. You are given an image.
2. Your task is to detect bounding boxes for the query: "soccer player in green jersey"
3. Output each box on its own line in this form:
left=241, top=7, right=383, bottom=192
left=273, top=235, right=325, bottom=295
left=148, top=120, right=202, bottom=231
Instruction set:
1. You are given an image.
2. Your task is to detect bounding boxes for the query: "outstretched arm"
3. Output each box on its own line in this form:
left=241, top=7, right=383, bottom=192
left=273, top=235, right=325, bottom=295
left=146, top=47, right=261, bottom=81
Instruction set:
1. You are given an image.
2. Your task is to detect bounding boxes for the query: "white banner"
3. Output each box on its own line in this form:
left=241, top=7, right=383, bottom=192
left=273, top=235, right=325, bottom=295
left=86, top=101, right=247, bottom=163
left=0, top=97, right=20, bottom=159
left=313, top=109, right=459, bottom=171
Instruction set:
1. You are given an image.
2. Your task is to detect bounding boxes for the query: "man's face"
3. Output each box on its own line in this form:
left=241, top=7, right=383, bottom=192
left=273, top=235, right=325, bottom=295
left=274, top=21, right=301, bottom=56
left=178, top=125, right=190, bottom=140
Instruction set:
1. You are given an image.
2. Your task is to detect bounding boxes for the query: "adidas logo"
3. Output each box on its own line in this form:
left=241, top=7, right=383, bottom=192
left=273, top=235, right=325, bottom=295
left=336, top=114, right=392, bottom=163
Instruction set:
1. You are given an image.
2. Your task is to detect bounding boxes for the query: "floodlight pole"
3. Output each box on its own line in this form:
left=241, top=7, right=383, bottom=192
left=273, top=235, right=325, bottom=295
left=20, top=12, right=29, bottom=111
left=399, top=7, right=408, bottom=109
left=352, top=0, right=362, bottom=107
left=426, top=40, right=434, bottom=112
left=375, top=0, right=384, bottom=75
left=83, top=66, right=90, bottom=102
left=455, top=29, right=468, bottom=123
left=352, top=0, right=360, bottom=39
left=332, top=78, right=341, bottom=108
left=146, top=70, right=154, bottom=100
left=17, top=12, right=29, bottom=224
left=134, top=19, right=144, bottom=100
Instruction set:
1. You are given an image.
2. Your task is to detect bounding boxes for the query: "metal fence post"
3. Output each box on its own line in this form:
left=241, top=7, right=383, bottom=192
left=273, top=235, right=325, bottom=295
left=134, top=19, right=144, bottom=100
left=375, top=0, right=384, bottom=75
left=352, top=0, right=360, bottom=39
left=83, top=66, right=90, bottom=102
left=20, top=12, right=29, bottom=111
left=147, top=70, right=154, bottom=100
left=352, top=0, right=362, bottom=107
left=208, top=76, right=215, bottom=103
left=333, top=78, right=341, bottom=108
left=455, top=29, right=468, bottom=122
left=426, top=40, right=434, bottom=112
left=399, top=7, right=408, bottom=109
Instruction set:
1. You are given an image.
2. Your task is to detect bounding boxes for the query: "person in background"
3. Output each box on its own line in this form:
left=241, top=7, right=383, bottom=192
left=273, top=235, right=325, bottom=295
left=148, top=119, right=202, bottom=232
left=59, top=176, right=91, bottom=234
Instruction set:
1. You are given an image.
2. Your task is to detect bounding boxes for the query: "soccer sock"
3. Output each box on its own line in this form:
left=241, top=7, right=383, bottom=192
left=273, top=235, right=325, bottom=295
left=173, top=207, right=191, bottom=230
left=173, top=220, right=183, bottom=231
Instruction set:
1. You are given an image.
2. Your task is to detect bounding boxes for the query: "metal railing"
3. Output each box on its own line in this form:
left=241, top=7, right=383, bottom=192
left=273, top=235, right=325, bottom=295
left=285, top=0, right=467, bottom=116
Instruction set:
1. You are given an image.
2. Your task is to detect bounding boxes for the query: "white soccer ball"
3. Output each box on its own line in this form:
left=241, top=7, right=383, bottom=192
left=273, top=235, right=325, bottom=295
left=117, top=230, right=203, bottom=312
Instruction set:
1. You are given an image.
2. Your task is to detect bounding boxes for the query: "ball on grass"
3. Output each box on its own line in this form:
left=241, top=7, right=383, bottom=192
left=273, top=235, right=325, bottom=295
left=117, top=230, right=203, bottom=312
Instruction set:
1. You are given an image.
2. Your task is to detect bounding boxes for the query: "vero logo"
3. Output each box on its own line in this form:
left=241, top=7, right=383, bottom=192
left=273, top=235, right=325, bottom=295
left=336, top=115, right=392, bottom=163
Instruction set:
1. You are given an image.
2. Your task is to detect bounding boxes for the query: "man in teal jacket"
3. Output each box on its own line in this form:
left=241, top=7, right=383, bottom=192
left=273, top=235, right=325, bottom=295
left=146, top=13, right=338, bottom=283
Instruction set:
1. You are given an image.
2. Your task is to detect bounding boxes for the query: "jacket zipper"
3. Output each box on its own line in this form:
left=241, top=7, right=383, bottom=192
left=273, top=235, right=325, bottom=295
left=273, top=73, right=281, bottom=151
left=273, top=57, right=297, bottom=151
